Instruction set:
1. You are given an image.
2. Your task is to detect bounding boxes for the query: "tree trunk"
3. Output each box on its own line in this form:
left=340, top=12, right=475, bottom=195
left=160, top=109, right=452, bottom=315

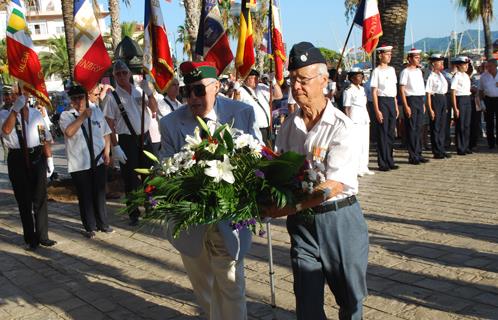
left=378, top=0, right=408, bottom=73
left=60, top=0, right=74, bottom=79
left=183, top=0, right=201, bottom=61
left=109, top=0, right=121, bottom=51
left=482, top=13, right=493, bottom=59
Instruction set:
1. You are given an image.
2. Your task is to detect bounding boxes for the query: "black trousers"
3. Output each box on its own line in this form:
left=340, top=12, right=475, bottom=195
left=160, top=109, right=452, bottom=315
left=405, top=96, right=425, bottom=161
left=118, top=133, right=153, bottom=221
left=70, top=164, right=109, bottom=232
left=445, top=94, right=453, bottom=148
left=7, top=148, right=49, bottom=246
left=469, top=97, right=482, bottom=150
left=430, top=94, right=448, bottom=157
left=375, top=97, right=396, bottom=169
left=484, top=96, right=498, bottom=148
left=259, top=127, right=271, bottom=147
left=456, top=96, right=472, bottom=154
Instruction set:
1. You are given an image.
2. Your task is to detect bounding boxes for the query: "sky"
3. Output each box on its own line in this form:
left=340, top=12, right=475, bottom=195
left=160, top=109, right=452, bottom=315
left=118, top=0, right=498, bottom=60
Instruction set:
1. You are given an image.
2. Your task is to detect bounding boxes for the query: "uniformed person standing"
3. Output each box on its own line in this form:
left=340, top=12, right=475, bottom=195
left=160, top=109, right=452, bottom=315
left=266, top=42, right=369, bottom=320
left=426, top=54, right=451, bottom=159
left=370, top=45, right=400, bottom=171
left=0, top=88, right=56, bottom=250
left=59, top=84, right=113, bottom=238
left=451, top=56, right=473, bottom=155
left=479, top=58, right=498, bottom=149
left=343, top=67, right=374, bottom=176
left=399, top=48, right=430, bottom=164
left=102, top=60, right=158, bottom=225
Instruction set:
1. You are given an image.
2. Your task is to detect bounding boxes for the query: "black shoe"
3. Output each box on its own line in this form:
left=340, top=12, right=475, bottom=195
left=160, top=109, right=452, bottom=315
left=129, top=219, right=139, bottom=226
left=25, top=243, right=38, bottom=251
left=98, top=227, right=114, bottom=234
left=389, top=165, right=400, bottom=170
left=444, top=153, right=452, bottom=158
left=409, top=159, right=420, bottom=165
left=378, top=166, right=390, bottom=172
left=465, top=150, right=473, bottom=154
left=83, top=231, right=96, bottom=239
left=457, top=152, right=466, bottom=155
left=419, top=157, right=430, bottom=163
left=434, top=154, right=445, bottom=159
left=39, top=239, right=57, bottom=247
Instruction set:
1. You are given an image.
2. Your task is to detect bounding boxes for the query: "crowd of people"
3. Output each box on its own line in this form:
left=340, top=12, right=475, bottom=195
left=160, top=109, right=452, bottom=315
left=1, top=39, right=497, bottom=320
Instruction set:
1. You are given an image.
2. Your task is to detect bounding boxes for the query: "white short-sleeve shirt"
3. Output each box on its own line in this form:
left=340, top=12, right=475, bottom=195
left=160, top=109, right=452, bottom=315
left=59, top=106, right=112, bottom=173
left=479, top=71, right=498, bottom=97
left=370, top=66, right=398, bottom=97
left=238, top=84, right=271, bottom=128
left=0, top=107, right=52, bottom=149
left=157, top=94, right=182, bottom=119
left=425, top=71, right=448, bottom=95
left=399, top=67, right=426, bottom=96
left=275, top=100, right=358, bottom=200
left=102, top=84, right=151, bottom=135
left=451, top=72, right=471, bottom=96
left=343, top=85, right=370, bottom=124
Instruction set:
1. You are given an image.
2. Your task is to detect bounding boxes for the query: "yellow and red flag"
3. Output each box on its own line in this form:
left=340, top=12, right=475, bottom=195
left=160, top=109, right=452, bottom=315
left=269, top=0, right=285, bottom=85
left=235, top=0, right=256, bottom=79
left=6, top=0, right=50, bottom=106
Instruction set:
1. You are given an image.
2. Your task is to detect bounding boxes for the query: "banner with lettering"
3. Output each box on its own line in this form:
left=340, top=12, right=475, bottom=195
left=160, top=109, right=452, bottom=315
left=73, top=0, right=111, bottom=91
left=6, top=0, right=50, bottom=106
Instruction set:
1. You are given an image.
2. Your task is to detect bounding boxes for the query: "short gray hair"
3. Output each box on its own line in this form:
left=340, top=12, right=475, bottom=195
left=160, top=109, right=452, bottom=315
left=316, top=63, right=328, bottom=76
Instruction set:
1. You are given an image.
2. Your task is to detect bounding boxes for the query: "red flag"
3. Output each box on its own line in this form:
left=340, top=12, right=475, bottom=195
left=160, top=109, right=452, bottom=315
left=144, top=0, right=175, bottom=93
left=270, top=0, right=285, bottom=86
left=235, top=0, right=255, bottom=78
left=7, top=0, right=50, bottom=107
left=354, top=0, right=383, bottom=55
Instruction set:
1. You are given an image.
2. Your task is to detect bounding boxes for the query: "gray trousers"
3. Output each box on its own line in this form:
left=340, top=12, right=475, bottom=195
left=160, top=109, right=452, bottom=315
left=286, top=202, right=369, bottom=320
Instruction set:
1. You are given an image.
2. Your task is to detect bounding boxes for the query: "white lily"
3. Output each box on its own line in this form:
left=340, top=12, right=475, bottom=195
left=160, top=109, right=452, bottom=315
left=204, top=155, right=236, bottom=184
left=206, top=142, right=218, bottom=154
left=185, top=127, right=203, bottom=149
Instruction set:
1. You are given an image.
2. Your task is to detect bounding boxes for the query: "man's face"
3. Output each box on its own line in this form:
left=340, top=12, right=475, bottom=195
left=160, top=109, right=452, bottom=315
left=379, top=51, right=392, bottom=64
left=244, top=75, right=258, bottom=89
left=486, top=61, right=497, bottom=74
left=167, top=79, right=180, bottom=98
left=289, top=64, right=328, bottom=107
left=70, top=94, right=86, bottom=110
left=350, top=73, right=363, bottom=85
left=408, top=54, right=421, bottom=66
left=114, top=69, right=131, bottom=88
left=432, top=60, right=444, bottom=72
left=185, top=78, right=219, bottom=117
left=3, top=92, right=15, bottom=105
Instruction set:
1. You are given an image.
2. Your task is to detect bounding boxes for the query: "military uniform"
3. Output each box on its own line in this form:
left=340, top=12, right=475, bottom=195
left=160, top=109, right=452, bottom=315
left=451, top=56, right=472, bottom=155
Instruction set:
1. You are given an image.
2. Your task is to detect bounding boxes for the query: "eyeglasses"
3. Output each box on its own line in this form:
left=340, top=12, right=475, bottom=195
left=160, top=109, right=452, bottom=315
left=289, top=74, right=321, bottom=86
left=70, top=95, right=85, bottom=101
left=180, top=81, right=216, bottom=98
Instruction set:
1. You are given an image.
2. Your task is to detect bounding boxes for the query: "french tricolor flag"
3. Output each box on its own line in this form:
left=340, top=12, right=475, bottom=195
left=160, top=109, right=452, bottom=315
left=353, top=0, right=383, bottom=55
left=73, top=0, right=111, bottom=91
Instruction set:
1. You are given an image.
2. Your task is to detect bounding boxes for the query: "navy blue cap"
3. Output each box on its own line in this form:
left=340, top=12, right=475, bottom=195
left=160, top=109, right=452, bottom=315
left=288, top=42, right=326, bottom=71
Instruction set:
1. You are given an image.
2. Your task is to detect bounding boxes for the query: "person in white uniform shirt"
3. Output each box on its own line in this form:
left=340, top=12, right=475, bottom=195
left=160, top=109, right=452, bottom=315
left=265, top=42, right=369, bottom=320
left=370, top=44, right=400, bottom=171
left=0, top=86, right=57, bottom=250
left=451, top=56, right=473, bottom=155
left=343, top=68, right=374, bottom=176
left=425, top=54, right=451, bottom=159
left=236, top=69, right=282, bottom=145
left=399, top=48, right=430, bottom=165
left=157, top=78, right=181, bottom=117
left=479, top=58, right=498, bottom=148
left=103, top=60, right=158, bottom=225
left=59, top=84, right=113, bottom=238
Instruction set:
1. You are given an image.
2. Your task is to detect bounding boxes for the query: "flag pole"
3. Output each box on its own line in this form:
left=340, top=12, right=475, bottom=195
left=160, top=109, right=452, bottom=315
left=17, top=83, right=30, bottom=170
left=334, top=20, right=355, bottom=82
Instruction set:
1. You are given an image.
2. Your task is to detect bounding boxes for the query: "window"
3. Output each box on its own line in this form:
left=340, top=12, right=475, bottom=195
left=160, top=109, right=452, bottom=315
left=56, top=26, right=64, bottom=34
left=28, top=23, right=47, bottom=35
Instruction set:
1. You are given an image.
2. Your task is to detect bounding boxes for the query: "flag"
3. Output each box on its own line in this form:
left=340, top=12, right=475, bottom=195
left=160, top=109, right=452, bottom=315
left=73, top=0, right=112, bottom=91
left=6, top=0, right=50, bottom=106
left=144, top=0, right=175, bottom=93
left=353, top=0, right=382, bottom=55
left=269, top=0, right=285, bottom=85
left=195, top=0, right=233, bottom=75
left=235, top=0, right=256, bottom=78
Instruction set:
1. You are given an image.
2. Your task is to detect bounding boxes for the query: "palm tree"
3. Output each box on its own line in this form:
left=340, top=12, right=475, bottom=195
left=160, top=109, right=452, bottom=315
left=39, top=36, right=70, bottom=80
left=60, top=1, right=74, bottom=78
left=456, top=0, right=493, bottom=59
left=177, top=24, right=192, bottom=60
left=345, top=0, right=408, bottom=73
left=182, top=0, right=202, bottom=60
left=121, top=21, right=144, bottom=43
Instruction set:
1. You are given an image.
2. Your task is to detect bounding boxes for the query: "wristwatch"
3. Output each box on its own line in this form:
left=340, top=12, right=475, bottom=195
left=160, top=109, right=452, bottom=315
left=295, top=203, right=303, bottom=212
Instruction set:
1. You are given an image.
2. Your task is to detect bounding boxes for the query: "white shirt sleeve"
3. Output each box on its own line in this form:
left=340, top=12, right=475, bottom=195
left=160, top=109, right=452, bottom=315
left=325, top=121, right=358, bottom=190
left=370, top=69, right=379, bottom=88
left=399, top=69, right=408, bottom=86
left=343, top=88, right=353, bottom=107
left=58, top=111, right=73, bottom=133
left=450, top=74, right=459, bottom=90
left=425, top=74, right=434, bottom=94
left=102, top=94, right=117, bottom=120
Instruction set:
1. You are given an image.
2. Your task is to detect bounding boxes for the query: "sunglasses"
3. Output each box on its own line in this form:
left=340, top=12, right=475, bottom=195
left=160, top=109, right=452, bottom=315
left=180, top=81, right=216, bottom=98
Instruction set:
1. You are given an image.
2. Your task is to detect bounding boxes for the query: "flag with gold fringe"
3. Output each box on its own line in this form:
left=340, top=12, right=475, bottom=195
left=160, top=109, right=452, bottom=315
left=235, top=0, right=256, bottom=79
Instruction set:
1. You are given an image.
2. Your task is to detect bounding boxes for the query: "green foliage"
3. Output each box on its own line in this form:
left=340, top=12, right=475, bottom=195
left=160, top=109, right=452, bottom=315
left=319, top=47, right=343, bottom=66
left=39, top=36, right=70, bottom=79
left=456, top=0, right=493, bottom=21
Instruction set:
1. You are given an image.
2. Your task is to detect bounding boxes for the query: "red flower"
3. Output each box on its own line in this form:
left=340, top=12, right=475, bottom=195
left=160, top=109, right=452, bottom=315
left=145, top=185, right=156, bottom=194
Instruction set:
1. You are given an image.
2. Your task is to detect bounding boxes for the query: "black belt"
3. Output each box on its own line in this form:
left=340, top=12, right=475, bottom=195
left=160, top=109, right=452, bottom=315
left=312, top=195, right=357, bottom=214
left=9, top=146, right=42, bottom=154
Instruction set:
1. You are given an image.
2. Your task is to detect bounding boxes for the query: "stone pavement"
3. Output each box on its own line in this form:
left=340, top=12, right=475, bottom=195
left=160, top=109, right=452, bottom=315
left=0, top=142, right=498, bottom=320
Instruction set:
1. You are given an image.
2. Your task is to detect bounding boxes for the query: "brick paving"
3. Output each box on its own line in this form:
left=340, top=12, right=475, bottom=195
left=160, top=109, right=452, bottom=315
left=0, top=142, right=497, bottom=320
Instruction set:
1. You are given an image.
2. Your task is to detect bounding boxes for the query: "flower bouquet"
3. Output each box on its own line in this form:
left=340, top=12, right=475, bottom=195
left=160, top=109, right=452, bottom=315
left=127, top=117, right=305, bottom=237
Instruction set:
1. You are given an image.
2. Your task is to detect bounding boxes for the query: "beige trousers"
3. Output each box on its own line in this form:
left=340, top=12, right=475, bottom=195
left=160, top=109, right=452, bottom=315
left=180, top=226, right=247, bottom=320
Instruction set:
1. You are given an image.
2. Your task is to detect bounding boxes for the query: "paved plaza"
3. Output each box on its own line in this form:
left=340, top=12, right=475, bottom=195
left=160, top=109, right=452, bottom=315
left=0, top=142, right=497, bottom=320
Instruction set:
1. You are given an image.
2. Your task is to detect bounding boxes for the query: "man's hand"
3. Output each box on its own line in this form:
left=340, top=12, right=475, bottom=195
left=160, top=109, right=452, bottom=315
left=429, top=109, right=435, bottom=121
left=375, top=110, right=383, bottom=123
left=140, top=79, right=153, bottom=96
left=81, top=108, right=92, bottom=119
left=454, top=108, right=460, bottom=119
left=103, top=153, right=112, bottom=166
left=46, top=157, right=54, bottom=178
left=404, top=106, right=412, bottom=119
left=12, top=95, right=26, bottom=113
left=112, top=145, right=127, bottom=164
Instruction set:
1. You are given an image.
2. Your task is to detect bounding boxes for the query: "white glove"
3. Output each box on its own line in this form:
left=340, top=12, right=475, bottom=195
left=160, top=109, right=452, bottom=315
left=233, top=81, right=241, bottom=91
left=140, top=79, right=153, bottom=96
left=113, top=145, right=128, bottom=164
left=480, top=99, right=486, bottom=111
left=12, top=95, right=26, bottom=113
left=46, top=157, right=54, bottom=178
